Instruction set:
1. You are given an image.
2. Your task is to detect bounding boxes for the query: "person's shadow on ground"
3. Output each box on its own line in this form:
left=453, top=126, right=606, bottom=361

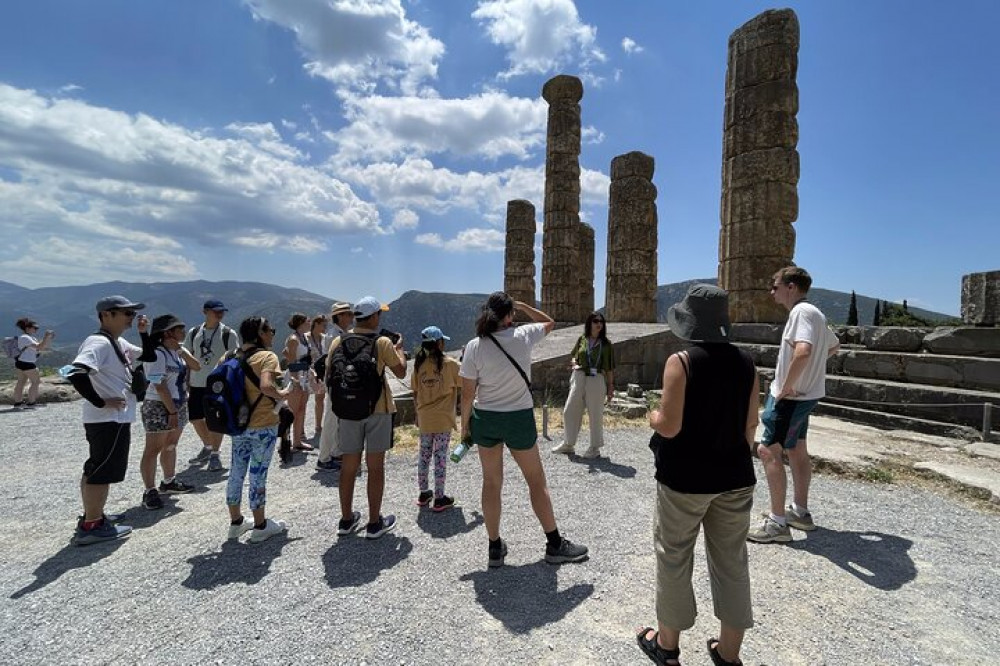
left=114, top=503, right=185, bottom=530
left=459, top=562, right=594, bottom=634
left=182, top=536, right=301, bottom=590
left=416, top=507, right=485, bottom=539
left=11, top=538, right=127, bottom=599
left=788, top=529, right=917, bottom=591
left=570, top=454, right=637, bottom=479
left=323, top=534, right=412, bottom=589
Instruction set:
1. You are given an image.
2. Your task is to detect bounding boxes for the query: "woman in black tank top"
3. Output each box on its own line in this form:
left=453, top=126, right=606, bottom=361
left=637, top=284, right=760, bottom=666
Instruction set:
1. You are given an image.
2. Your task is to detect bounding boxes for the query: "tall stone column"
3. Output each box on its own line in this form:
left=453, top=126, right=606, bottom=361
left=605, top=151, right=657, bottom=323
left=718, top=9, right=800, bottom=323
left=962, top=270, right=1000, bottom=326
left=504, top=199, right=537, bottom=306
left=541, top=74, right=584, bottom=322
left=579, top=223, right=595, bottom=318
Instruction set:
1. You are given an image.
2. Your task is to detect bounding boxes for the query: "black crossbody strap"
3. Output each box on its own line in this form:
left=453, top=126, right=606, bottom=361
left=486, top=334, right=531, bottom=392
left=97, top=330, right=134, bottom=373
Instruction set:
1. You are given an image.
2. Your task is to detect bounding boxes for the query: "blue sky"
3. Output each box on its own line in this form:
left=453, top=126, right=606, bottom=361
left=1, top=0, right=996, bottom=316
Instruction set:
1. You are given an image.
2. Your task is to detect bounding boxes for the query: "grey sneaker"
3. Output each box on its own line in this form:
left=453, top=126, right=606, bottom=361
left=73, top=520, right=132, bottom=546
left=747, top=516, right=792, bottom=543
left=545, top=538, right=589, bottom=564
left=207, top=455, right=224, bottom=472
left=337, top=511, right=362, bottom=536
left=188, top=447, right=213, bottom=464
left=786, top=505, right=816, bottom=531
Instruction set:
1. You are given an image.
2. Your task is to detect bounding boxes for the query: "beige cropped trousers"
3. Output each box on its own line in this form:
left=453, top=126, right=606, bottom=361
left=562, top=370, right=607, bottom=451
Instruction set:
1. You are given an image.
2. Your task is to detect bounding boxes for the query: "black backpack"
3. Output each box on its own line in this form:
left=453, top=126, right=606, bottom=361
left=327, top=333, right=384, bottom=421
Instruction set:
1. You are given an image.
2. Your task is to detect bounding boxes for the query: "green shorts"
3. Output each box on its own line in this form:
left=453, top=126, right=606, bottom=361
left=470, top=407, right=537, bottom=450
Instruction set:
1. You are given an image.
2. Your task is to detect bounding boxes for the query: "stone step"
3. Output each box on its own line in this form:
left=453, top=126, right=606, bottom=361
left=757, top=368, right=998, bottom=429
left=810, top=401, right=983, bottom=441
left=739, top=342, right=1000, bottom=393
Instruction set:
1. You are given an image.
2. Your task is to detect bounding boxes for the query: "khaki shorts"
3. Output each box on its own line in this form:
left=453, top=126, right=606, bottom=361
left=338, top=413, right=393, bottom=454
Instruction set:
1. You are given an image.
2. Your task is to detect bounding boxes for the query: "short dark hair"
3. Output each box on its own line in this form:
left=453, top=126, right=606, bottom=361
left=15, top=318, right=36, bottom=332
left=287, top=313, right=308, bottom=330
left=773, top=266, right=812, bottom=293
left=475, top=292, right=514, bottom=337
left=240, top=316, right=268, bottom=346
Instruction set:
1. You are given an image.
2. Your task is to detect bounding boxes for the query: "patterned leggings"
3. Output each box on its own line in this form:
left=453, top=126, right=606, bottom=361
left=227, top=425, right=277, bottom=511
left=418, top=432, right=451, bottom=498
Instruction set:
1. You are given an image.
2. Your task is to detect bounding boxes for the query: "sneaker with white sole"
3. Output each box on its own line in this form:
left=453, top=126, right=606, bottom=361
left=365, top=514, right=397, bottom=539
left=73, top=519, right=132, bottom=546
left=159, top=479, right=195, bottom=494
left=747, top=516, right=792, bottom=543
left=249, top=519, right=287, bottom=543
left=580, top=447, right=601, bottom=459
left=142, top=488, right=164, bottom=510
left=188, top=447, right=213, bottom=464
left=337, top=511, right=362, bottom=536
left=228, top=519, right=254, bottom=540
left=786, top=505, right=816, bottom=531
left=551, top=442, right=575, bottom=454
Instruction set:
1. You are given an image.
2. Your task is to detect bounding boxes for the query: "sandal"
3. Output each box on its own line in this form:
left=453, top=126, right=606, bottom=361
left=636, top=627, right=681, bottom=665
left=706, top=638, right=742, bottom=666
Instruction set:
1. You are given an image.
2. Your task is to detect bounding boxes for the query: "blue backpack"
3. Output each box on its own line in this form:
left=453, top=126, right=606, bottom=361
left=203, top=348, right=269, bottom=435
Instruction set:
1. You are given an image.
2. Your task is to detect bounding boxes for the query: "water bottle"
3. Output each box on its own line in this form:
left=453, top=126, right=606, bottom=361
left=58, top=365, right=77, bottom=378
left=450, top=435, right=474, bottom=463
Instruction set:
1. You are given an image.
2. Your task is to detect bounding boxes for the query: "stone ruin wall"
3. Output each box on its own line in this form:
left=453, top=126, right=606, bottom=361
left=718, top=8, right=800, bottom=323
left=962, top=270, right=1000, bottom=327
left=503, top=199, right=537, bottom=307
left=605, top=151, right=658, bottom=323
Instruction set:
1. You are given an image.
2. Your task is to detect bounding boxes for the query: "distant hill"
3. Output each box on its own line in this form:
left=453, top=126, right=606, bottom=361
left=656, top=279, right=955, bottom=326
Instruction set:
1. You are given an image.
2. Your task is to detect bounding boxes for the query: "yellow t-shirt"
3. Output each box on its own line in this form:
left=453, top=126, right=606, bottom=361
left=411, top=356, right=460, bottom=434
left=244, top=349, right=280, bottom=429
left=327, top=329, right=399, bottom=414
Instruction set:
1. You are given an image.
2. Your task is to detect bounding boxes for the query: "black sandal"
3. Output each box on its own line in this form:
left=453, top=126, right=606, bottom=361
left=636, top=627, right=681, bottom=665
left=706, top=638, right=742, bottom=666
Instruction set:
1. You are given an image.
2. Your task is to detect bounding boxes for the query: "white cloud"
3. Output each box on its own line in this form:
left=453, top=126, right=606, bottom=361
left=350, top=246, right=364, bottom=253
left=582, top=125, right=604, bottom=144
left=392, top=209, right=419, bottom=230
left=243, top=0, right=445, bottom=95
left=327, top=91, right=547, bottom=163
left=621, top=37, right=643, bottom=55
left=281, top=119, right=298, bottom=130
left=472, top=0, right=604, bottom=79
left=415, top=228, right=505, bottom=252
left=0, top=83, right=383, bottom=286
left=58, top=83, right=84, bottom=94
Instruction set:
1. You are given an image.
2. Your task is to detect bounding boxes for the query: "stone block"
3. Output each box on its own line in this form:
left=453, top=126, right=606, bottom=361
left=626, top=383, right=644, bottom=398
left=724, top=148, right=799, bottom=188
left=723, top=113, right=799, bottom=159
left=904, top=359, right=963, bottom=387
left=610, top=177, right=658, bottom=202
left=861, top=327, right=926, bottom=352
left=726, top=290, right=786, bottom=324
left=544, top=190, right=581, bottom=214
left=727, top=9, right=800, bottom=59
left=961, top=270, right=1000, bottom=326
left=721, top=219, right=796, bottom=260
left=722, top=181, right=798, bottom=226
left=923, top=327, right=1000, bottom=358
left=725, top=80, right=798, bottom=128
left=542, top=74, right=584, bottom=103
left=611, top=151, right=655, bottom=180
left=726, top=43, right=798, bottom=90
left=729, top=323, right=783, bottom=344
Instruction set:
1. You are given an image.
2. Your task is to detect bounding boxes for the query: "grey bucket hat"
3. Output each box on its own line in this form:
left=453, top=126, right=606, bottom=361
left=150, top=314, right=186, bottom=335
left=667, top=284, right=731, bottom=343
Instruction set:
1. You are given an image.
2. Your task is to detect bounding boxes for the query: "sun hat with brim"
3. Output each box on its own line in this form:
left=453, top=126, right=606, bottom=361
left=151, top=314, right=186, bottom=335
left=330, top=302, right=353, bottom=317
left=421, top=326, right=450, bottom=341
left=95, top=295, right=146, bottom=313
left=353, top=296, right=389, bottom=318
left=667, top=284, right=731, bottom=343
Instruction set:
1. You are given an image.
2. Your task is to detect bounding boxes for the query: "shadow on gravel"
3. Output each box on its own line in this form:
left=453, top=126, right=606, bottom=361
left=323, top=534, right=413, bottom=589
left=182, top=536, right=302, bottom=590
left=11, top=539, right=127, bottom=599
left=114, top=503, right=185, bottom=530
left=416, top=507, right=485, bottom=539
left=787, top=529, right=916, bottom=591
left=570, top=455, right=637, bottom=479
left=459, top=562, right=594, bottom=634
left=310, top=469, right=342, bottom=487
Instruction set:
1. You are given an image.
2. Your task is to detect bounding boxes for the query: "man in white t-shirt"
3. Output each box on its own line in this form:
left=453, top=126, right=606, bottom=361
left=316, top=302, right=355, bottom=471
left=749, top=267, right=840, bottom=544
left=66, top=295, right=150, bottom=546
left=184, top=299, right=239, bottom=471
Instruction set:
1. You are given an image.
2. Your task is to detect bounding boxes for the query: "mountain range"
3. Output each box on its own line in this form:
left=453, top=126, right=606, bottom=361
left=1, top=278, right=955, bottom=372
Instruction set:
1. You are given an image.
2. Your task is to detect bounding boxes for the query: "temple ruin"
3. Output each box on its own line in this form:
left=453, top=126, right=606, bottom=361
left=503, top=199, right=537, bottom=307
left=605, top=151, right=658, bottom=323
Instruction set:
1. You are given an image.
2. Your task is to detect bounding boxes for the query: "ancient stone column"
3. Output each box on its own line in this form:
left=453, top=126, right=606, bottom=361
left=541, top=74, right=584, bottom=322
left=718, top=9, right=800, bottom=323
left=578, top=223, right=595, bottom=319
left=504, top=200, right=537, bottom=307
left=605, top=151, right=657, bottom=323
left=962, top=270, right=1000, bottom=326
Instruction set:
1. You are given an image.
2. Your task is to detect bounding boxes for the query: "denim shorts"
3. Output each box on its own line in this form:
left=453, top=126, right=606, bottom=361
left=760, top=394, right=818, bottom=449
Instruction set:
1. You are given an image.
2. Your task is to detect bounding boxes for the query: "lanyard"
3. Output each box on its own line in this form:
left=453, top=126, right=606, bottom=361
left=586, top=338, right=602, bottom=370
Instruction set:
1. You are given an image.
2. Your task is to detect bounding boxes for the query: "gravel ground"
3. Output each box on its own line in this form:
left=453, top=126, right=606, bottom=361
left=1, top=401, right=998, bottom=665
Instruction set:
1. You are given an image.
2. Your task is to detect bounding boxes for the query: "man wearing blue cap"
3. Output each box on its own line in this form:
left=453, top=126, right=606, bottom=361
left=185, top=299, right=240, bottom=471
left=66, top=295, right=150, bottom=545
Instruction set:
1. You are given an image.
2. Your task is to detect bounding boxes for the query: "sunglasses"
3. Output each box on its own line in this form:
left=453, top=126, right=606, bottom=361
left=113, top=309, right=137, bottom=318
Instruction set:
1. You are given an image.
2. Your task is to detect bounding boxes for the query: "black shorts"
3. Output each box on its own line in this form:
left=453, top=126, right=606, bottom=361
left=188, top=386, right=206, bottom=421
left=15, top=360, right=36, bottom=371
left=83, top=422, right=131, bottom=484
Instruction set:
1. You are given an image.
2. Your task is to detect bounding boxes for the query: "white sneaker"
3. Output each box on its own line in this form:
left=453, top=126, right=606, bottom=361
left=551, top=442, right=576, bottom=454
left=249, top=519, right=287, bottom=543
left=580, top=447, right=601, bottom=459
left=227, top=520, right=254, bottom=541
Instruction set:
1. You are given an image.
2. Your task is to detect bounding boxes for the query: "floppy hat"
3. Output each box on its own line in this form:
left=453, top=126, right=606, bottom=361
left=421, top=326, right=450, bottom=341
left=95, top=295, right=146, bottom=313
left=203, top=299, right=227, bottom=312
left=667, top=284, right=731, bottom=343
left=330, top=302, right=353, bottom=317
left=151, top=314, right=186, bottom=335
left=353, top=296, right=389, bottom=318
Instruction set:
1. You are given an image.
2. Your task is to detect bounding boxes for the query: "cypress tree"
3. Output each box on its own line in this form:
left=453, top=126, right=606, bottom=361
left=872, top=301, right=881, bottom=326
left=847, top=291, right=859, bottom=326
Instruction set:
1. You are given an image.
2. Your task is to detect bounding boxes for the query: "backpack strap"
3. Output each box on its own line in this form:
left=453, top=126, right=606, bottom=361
left=238, top=347, right=275, bottom=413
left=222, top=325, right=232, bottom=351
left=486, top=333, right=532, bottom=395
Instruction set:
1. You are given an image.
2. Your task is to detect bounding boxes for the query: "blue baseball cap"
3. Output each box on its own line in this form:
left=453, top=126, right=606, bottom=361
left=203, top=299, right=228, bottom=312
left=353, top=296, right=389, bottom=318
left=421, top=325, right=450, bottom=341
